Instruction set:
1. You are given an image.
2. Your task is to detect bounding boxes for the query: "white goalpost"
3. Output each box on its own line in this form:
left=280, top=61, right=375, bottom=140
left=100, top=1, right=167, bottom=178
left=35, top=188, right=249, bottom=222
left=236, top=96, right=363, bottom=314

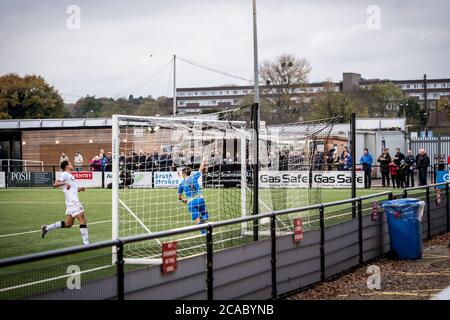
left=112, top=114, right=250, bottom=264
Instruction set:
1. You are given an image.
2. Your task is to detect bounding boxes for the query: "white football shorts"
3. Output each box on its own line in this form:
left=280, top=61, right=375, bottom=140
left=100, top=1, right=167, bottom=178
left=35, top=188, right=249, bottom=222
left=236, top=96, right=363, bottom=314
left=65, top=201, right=84, bottom=217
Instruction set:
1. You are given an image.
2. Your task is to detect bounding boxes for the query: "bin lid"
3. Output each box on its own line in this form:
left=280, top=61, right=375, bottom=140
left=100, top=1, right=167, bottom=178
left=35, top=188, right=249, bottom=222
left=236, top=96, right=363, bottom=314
left=380, top=198, right=425, bottom=220
left=380, top=198, right=423, bottom=210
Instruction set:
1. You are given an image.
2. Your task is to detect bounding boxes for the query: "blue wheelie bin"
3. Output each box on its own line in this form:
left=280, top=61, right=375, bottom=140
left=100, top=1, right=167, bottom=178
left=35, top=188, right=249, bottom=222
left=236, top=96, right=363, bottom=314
left=380, top=198, right=425, bottom=260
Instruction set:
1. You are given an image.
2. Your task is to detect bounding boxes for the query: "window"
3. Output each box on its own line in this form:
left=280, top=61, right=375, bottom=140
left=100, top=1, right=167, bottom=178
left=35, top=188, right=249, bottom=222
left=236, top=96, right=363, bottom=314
left=212, top=100, right=216, bottom=105
left=406, top=84, right=410, bottom=89
left=243, top=90, right=248, bottom=94
left=202, top=91, right=207, bottom=95
left=188, top=92, right=193, bottom=96
left=233, top=90, right=238, bottom=94
left=225, top=91, right=229, bottom=94
left=178, top=92, right=185, bottom=97
left=219, top=91, right=223, bottom=95
left=194, top=92, right=198, bottom=96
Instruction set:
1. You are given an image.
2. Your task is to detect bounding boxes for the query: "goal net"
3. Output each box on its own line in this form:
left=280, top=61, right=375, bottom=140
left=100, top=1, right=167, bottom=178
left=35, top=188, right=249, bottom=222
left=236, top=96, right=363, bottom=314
left=112, top=113, right=251, bottom=264
left=112, top=113, right=337, bottom=264
left=241, top=118, right=337, bottom=237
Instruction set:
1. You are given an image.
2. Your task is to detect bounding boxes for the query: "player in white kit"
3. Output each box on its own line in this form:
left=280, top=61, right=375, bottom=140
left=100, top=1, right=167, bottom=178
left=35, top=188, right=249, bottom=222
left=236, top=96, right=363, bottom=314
left=41, top=160, right=89, bottom=245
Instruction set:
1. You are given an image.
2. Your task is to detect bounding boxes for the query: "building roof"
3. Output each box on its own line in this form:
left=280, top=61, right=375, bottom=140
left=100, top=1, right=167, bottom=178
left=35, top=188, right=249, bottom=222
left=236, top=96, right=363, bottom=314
left=0, top=118, right=112, bottom=130
left=176, top=82, right=338, bottom=92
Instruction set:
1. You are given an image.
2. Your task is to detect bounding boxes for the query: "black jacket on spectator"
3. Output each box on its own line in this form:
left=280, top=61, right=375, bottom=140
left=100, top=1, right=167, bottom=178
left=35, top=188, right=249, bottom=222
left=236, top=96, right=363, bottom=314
left=405, top=154, right=415, bottom=168
left=326, top=149, right=335, bottom=164
left=377, top=153, right=391, bottom=173
left=415, top=154, right=430, bottom=171
left=105, top=156, right=112, bottom=172
left=393, top=152, right=405, bottom=166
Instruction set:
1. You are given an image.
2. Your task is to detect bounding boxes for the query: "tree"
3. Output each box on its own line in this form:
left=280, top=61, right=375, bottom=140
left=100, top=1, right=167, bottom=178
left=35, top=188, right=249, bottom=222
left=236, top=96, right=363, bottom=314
left=72, top=95, right=104, bottom=118
left=68, top=94, right=172, bottom=118
left=396, top=97, right=422, bottom=125
left=0, top=73, right=64, bottom=119
left=437, top=96, right=450, bottom=122
left=361, top=82, right=405, bottom=117
left=236, top=95, right=281, bottom=124
left=259, top=54, right=311, bottom=123
left=309, top=81, right=367, bottom=122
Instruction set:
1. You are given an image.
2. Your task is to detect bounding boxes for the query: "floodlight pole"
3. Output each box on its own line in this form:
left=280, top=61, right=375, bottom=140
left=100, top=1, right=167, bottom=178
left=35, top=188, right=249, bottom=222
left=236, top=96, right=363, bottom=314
left=424, top=74, right=428, bottom=137
left=252, top=0, right=260, bottom=241
left=173, top=54, right=177, bottom=116
left=252, top=0, right=260, bottom=110
left=351, top=112, right=356, bottom=218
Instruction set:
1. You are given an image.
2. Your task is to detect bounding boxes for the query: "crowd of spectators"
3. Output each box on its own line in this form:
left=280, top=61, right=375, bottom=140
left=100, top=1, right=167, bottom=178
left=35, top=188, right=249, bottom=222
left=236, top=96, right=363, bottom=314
left=373, top=147, right=431, bottom=189
left=57, top=145, right=445, bottom=190
left=119, top=148, right=230, bottom=172
left=58, top=149, right=112, bottom=172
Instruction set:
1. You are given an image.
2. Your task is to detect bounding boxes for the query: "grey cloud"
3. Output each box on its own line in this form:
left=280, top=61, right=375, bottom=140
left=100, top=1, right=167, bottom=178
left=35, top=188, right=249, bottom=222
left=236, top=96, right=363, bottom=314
left=0, top=0, right=449, bottom=101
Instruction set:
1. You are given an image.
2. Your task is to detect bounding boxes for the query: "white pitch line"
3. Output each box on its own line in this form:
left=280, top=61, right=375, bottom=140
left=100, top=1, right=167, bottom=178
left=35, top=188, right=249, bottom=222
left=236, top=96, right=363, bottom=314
left=0, top=265, right=113, bottom=293
left=0, top=220, right=112, bottom=238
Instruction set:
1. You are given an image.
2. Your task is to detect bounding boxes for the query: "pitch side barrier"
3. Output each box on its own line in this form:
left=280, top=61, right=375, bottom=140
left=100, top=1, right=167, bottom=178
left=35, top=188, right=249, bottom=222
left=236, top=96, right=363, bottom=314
left=1, top=164, right=367, bottom=189
left=1, top=163, right=442, bottom=189
left=0, top=181, right=448, bottom=300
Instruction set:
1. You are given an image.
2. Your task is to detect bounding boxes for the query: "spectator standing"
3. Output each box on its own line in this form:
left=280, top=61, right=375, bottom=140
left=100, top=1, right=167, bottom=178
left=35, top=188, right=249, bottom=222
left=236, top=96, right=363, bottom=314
left=159, top=151, right=169, bottom=171
left=313, top=151, right=324, bottom=171
left=279, top=150, right=289, bottom=171
left=404, top=150, right=416, bottom=187
left=325, top=146, right=335, bottom=171
left=416, top=149, right=430, bottom=186
left=332, top=152, right=339, bottom=169
left=377, top=148, right=392, bottom=187
left=435, top=160, right=448, bottom=205
left=73, top=152, right=83, bottom=171
left=393, top=148, right=405, bottom=187
left=101, top=153, right=108, bottom=171
left=118, top=152, right=126, bottom=172
left=105, top=152, right=112, bottom=172
left=137, top=149, right=146, bottom=171
left=267, top=152, right=275, bottom=168
left=223, top=152, right=234, bottom=165
left=388, top=161, right=398, bottom=188
left=398, top=160, right=408, bottom=188
left=59, top=152, right=69, bottom=166
left=89, top=155, right=102, bottom=171
left=359, top=148, right=373, bottom=188
left=193, top=151, right=202, bottom=165
left=343, top=151, right=352, bottom=170
left=393, top=148, right=405, bottom=166
left=339, top=146, right=349, bottom=170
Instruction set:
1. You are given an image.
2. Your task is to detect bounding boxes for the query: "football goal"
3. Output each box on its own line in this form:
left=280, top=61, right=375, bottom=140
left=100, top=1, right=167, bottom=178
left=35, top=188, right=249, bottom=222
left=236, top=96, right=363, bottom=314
left=111, top=113, right=337, bottom=264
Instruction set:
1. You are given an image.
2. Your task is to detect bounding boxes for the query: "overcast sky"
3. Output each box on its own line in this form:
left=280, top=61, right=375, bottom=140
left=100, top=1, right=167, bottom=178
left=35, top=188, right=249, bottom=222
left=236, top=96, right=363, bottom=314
left=0, top=0, right=449, bottom=103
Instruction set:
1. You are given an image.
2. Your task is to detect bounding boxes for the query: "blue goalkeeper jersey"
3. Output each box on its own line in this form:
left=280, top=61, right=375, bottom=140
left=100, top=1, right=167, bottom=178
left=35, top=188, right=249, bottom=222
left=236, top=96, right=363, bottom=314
left=178, top=171, right=202, bottom=200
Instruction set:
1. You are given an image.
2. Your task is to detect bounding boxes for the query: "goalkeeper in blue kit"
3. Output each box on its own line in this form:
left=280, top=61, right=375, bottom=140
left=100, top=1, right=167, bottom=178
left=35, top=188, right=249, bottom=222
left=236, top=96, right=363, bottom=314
left=178, top=160, right=209, bottom=234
